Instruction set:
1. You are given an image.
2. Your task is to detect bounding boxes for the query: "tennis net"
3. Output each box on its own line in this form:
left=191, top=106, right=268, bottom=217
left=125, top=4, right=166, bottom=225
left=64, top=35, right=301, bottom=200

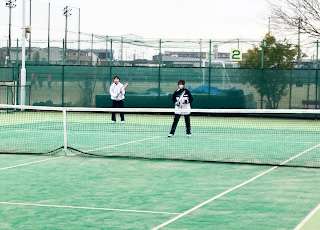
left=1, top=104, right=320, bottom=168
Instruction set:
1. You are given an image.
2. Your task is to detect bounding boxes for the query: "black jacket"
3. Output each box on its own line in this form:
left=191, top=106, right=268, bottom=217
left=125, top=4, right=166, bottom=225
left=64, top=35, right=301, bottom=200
left=172, top=88, right=194, bottom=104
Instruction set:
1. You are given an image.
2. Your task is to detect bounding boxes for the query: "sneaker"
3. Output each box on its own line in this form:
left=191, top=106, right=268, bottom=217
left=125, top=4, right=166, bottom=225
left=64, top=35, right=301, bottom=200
left=111, top=120, right=116, bottom=124
left=168, top=134, right=174, bottom=137
left=186, top=134, right=191, bottom=138
left=121, top=121, right=125, bottom=124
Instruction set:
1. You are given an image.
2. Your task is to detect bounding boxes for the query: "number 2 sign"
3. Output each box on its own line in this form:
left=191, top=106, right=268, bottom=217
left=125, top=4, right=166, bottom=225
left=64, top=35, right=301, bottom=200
left=230, top=49, right=242, bottom=61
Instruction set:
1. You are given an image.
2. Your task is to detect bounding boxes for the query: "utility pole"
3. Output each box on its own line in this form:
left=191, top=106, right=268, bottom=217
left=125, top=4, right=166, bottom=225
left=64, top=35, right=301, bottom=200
left=63, top=6, right=72, bottom=63
left=5, top=0, right=17, bottom=63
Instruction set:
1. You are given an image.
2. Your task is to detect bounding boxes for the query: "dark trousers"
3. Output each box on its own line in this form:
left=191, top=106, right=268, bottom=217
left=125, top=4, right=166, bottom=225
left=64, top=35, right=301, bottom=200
left=170, top=114, right=191, bottom=135
left=111, top=100, right=124, bottom=121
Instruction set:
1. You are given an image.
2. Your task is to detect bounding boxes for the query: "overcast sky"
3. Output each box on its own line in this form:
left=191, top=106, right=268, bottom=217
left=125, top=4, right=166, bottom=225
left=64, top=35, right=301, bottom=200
left=0, top=0, right=269, bottom=43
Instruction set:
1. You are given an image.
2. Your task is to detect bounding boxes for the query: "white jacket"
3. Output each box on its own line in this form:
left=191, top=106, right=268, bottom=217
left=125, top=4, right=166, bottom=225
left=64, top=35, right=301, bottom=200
left=110, top=83, right=125, bottom=100
left=175, top=100, right=191, bottom=115
left=174, top=89, right=192, bottom=115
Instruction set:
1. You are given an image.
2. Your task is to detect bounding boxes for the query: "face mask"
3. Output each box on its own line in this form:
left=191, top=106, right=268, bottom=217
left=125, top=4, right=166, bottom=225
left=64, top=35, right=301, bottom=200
left=178, top=85, right=184, bottom=89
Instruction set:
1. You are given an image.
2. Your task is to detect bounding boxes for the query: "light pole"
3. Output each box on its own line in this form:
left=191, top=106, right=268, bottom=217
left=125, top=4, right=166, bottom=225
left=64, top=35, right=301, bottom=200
left=21, top=0, right=26, bottom=106
left=5, top=0, right=17, bottom=63
left=63, top=6, right=72, bottom=62
left=3, top=36, right=8, bottom=66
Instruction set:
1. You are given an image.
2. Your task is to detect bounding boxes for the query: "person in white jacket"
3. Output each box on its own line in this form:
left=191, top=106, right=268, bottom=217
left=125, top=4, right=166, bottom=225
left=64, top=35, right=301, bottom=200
left=109, top=76, right=125, bottom=123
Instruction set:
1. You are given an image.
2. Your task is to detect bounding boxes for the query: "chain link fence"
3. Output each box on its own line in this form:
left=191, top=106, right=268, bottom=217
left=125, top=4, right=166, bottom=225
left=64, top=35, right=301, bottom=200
left=0, top=35, right=319, bottom=109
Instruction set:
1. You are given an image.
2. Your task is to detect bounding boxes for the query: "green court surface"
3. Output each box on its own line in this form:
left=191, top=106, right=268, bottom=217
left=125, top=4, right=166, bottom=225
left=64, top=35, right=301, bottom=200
left=1, top=111, right=320, bottom=229
left=1, top=154, right=320, bottom=230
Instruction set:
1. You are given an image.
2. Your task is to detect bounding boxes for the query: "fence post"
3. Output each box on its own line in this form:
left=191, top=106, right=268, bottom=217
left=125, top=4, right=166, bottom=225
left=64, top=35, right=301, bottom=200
left=105, top=36, right=108, bottom=67
left=109, top=39, right=113, bottom=85
left=289, top=67, right=292, bottom=109
left=316, top=40, right=319, bottom=109
left=199, top=39, right=202, bottom=67
left=91, top=33, right=93, bottom=66
left=48, top=2, right=50, bottom=63
left=104, top=36, right=108, bottom=92
left=14, top=39, right=19, bottom=105
left=62, top=39, right=65, bottom=107
left=121, top=37, right=123, bottom=65
left=307, top=65, right=310, bottom=104
left=208, top=39, right=212, bottom=95
left=260, top=39, right=264, bottom=109
left=158, top=39, right=162, bottom=97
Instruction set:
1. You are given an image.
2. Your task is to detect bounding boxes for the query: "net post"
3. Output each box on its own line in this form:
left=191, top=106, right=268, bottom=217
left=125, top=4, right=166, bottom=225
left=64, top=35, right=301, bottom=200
left=63, top=109, right=68, bottom=152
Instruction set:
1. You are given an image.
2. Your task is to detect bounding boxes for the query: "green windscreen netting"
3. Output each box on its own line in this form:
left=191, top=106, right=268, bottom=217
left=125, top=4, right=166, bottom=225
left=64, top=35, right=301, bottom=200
left=1, top=66, right=318, bottom=110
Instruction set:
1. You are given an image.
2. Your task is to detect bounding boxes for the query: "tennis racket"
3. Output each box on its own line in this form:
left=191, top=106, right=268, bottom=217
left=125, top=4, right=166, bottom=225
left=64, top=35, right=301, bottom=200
left=175, top=90, right=186, bottom=107
left=116, top=82, right=128, bottom=98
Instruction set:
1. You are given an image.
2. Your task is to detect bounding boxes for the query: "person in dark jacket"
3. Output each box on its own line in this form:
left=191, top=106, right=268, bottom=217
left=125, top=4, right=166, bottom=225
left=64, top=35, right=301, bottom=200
left=168, top=80, right=193, bottom=138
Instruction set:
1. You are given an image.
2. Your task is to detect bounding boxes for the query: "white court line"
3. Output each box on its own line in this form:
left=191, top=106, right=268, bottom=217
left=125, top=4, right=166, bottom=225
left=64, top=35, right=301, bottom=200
left=217, top=139, right=315, bottom=144
left=203, top=136, right=316, bottom=144
left=85, top=136, right=162, bottom=153
left=294, top=203, right=320, bottom=230
left=152, top=143, right=320, bottom=230
left=70, top=132, right=136, bottom=136
left=4, top=130, right=61, bottom=134
left=0, top=202, right=181, bottom=215
left=0, top=156, right=65, bottom=171
left=2, top=125, right=60, bottom=133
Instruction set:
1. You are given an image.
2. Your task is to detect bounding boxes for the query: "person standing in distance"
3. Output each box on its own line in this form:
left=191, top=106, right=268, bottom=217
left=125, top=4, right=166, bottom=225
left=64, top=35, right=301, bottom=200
left=109, top=76, right=125, bottom=123
left=168, top=79, right=193, bottom=138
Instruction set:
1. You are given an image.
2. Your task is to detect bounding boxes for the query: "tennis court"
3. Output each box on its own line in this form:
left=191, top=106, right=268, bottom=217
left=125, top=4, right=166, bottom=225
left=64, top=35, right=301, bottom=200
left=1, top=105, right=320, bottom=229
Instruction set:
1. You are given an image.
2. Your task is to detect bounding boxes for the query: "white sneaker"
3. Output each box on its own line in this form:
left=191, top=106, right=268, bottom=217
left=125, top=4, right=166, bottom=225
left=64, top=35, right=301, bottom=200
left=168, top=134, right=174, bottom=137
left=111, top=120, right=116, bottom=124
left=121, top=121, right=125, bottom=124
left=187, top=134, right=191, bottom=138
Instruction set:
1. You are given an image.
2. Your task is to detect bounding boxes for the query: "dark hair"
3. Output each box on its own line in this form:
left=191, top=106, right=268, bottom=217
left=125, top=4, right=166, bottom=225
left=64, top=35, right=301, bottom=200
left=114, top=76, right=120, bottom=80
left=178, top=79, right=185, bottom=85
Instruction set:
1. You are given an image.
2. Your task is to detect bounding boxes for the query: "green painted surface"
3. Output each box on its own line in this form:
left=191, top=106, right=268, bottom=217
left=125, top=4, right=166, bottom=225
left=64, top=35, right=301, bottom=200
left=300, top=208, right=320, bottom=230
left=0, top=155, right=320, bottom=229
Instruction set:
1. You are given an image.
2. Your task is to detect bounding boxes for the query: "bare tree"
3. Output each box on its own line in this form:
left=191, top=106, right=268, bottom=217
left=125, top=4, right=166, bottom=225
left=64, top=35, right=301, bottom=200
left=268, top=0, right=320, bottom=38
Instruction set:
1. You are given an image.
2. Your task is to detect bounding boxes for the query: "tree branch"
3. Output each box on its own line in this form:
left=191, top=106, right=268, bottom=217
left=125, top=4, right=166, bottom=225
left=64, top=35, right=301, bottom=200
left=268, top=0, right=320, bottom=38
